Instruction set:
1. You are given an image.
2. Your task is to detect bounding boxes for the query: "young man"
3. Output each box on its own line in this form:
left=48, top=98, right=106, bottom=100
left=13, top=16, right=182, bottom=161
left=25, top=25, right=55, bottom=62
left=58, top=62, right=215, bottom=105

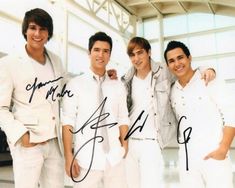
left=0, top=8, right=66, bottom=188
left=121, top=37, right=216, bottom=188
left=164, top=40, right=235, bottom=188
left=62, top=31, right=129, bottom=188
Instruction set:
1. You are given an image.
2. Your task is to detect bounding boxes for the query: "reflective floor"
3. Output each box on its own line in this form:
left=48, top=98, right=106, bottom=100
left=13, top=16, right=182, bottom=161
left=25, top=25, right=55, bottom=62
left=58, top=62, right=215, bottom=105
left=0, top=148, right=234, bottom=188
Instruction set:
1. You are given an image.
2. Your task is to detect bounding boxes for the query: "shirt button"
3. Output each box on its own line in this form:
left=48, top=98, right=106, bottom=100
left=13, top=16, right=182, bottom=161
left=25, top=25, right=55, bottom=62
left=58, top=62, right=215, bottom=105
left=52, top=116, right=56, bottom=120
left=154, top=113, right=157, bottom=116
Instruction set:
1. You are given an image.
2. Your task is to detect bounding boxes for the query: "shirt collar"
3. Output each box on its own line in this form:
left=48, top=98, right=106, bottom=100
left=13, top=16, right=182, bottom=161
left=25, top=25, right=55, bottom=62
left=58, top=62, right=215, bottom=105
left=175, top=69, right=200, bottom=90
left=88, top=68, right=107, bottom=82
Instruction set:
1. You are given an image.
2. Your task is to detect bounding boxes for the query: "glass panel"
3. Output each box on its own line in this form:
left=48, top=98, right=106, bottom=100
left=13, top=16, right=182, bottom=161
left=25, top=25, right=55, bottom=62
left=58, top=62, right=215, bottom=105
left=216, top=30, right=235, bottom=54
left=143, top=18, right=159, bottom=40
left=67, top=46, right=89, bottom=75
left=0, top=18, right=24, bottom=54
left=188, top=13, right=214, bottom=33
left=189, top=34, right=216, bottom=57
left=150, top=42, right=160, bottom=62
left=68, top=14, right=97, bottom=49
left=192, top=59, right=218, bottom=71
left=163, top=15, right=187, bottom=37
left=217, top=56, right=235, bottom=80
left=215, top=15, right=235, bottom=28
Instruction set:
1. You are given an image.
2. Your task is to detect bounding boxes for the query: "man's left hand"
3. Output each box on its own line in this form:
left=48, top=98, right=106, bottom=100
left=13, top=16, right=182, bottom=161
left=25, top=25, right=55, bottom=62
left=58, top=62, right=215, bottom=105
left=201, top=68, right=216, bottom=86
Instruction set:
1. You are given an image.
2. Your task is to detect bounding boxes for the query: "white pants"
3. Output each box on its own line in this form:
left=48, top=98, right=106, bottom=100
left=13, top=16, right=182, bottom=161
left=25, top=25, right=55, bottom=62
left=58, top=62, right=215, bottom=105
left=179, top=157, right=233, bottom=188
left=10, top=138, right=64, bottom=188
left=125, top=139, right=164, bottom=188
left=74, top=160, right=127, bottom=188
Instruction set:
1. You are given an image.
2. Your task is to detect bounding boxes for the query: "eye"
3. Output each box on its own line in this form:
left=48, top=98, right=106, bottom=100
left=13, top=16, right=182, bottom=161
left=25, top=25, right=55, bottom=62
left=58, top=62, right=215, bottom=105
left=28, top=25, right=36, bottom=30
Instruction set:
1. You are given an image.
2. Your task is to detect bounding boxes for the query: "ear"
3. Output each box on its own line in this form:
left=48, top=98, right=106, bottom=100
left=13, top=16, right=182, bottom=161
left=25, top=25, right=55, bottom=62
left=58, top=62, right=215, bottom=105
left=148, top=49, right=151, bottom=57
left=189, top=55, right=192, bottom=62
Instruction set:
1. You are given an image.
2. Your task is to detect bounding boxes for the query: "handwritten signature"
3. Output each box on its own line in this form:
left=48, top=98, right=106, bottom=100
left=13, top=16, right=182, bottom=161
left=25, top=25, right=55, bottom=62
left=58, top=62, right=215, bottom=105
left=70, top=97, right=117, bottom=183
left=25, top=77, right=73, bottom=103
left=177, top=116, right=192, bottom=171
left=124, top=110, right=148, bottom=140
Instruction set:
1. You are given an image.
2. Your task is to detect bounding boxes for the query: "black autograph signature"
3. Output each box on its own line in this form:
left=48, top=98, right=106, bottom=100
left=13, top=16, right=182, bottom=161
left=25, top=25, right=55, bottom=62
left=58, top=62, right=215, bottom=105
left=25, top=77, right=73, bottom=103
left=70, top=97, right=117, bottom=183
left=177, top=116, right=192, bottom=171
left=124, top=110, right=148, bottom=140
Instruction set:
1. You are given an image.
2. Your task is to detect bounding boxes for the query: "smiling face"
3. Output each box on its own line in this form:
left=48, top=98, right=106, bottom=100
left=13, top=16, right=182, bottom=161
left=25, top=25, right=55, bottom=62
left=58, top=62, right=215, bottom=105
left=166, top=47, right=193, bottom=80
left=89, top=40, right=111, bottom=76
left=129, top=45, right=151, bottom=73
left=25, top=22, right=49, bottom=51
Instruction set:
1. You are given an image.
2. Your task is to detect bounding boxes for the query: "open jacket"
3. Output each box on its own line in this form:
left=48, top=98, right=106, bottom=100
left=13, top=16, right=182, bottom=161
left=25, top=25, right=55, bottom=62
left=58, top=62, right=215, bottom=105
left=121, top=59, right=177, bottom=148
left=0, top=48, right=67, bottom=154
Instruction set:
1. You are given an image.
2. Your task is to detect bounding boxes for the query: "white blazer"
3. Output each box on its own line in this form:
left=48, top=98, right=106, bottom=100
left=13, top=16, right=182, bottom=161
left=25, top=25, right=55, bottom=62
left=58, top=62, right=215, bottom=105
left=0, top=47, right=67, bottom=153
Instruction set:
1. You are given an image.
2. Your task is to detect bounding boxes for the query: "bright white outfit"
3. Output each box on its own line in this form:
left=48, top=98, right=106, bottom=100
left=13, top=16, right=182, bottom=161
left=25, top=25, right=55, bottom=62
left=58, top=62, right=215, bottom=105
left=0, top=48, right=65, bottom=188
left=62, top=69, right=129, bottom=188
left=171, top=70, right=234, bottom=188
left=125, top=72, right=164, bottom=188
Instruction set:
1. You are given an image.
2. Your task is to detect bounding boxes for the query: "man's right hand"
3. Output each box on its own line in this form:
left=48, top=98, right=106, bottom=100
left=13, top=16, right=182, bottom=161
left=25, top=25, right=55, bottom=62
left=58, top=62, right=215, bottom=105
left=65, top=153, right=80, bottom=178
left=20, top=132, right=37, bottom=147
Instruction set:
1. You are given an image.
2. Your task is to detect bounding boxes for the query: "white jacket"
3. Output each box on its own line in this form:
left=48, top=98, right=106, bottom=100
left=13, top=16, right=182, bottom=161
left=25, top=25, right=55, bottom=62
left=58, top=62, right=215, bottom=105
left=0, top=48, right=67, bottom=153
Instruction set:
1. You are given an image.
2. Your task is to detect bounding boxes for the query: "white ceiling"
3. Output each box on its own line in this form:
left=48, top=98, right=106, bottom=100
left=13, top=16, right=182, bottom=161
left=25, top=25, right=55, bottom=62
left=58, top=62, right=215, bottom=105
left=114, top=0, right=235, bottom=19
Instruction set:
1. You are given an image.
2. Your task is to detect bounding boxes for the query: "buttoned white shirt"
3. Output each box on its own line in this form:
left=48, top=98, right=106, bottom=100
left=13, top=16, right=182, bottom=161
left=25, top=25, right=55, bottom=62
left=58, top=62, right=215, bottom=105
left=171, top=70, right=235, bottom=160
left=62, top=69, right=129, bottom=170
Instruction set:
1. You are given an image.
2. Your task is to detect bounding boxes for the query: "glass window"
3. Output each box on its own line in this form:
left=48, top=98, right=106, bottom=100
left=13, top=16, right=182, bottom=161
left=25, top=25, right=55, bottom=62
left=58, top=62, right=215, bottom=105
left=68, top=14, right=96, bottom=49
left=188, top=13, right=214, bottom=33
left=164, top=38, right=189, bottom=51
left=191, top=59, right=218, bottom=71
left=217, top=56, right=235, bottom=80
left=163, top=15, right=187, bottom=37
left=67, top=46, right=89, bottom=75
left=215, top=15, right=235, bottom=28
left=150, top=42, right=161, bottom=62
left=0, top=18, right=24, bottom=54
left=143, top=18, right=159, bottom=40
left=216, top=30, right=235, bottom=54
left=189, top=34, right=216, bottom=57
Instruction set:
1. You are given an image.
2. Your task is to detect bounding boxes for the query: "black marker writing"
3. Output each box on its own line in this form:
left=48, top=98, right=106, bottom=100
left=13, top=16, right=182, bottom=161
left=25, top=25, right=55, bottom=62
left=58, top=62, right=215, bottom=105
left=25, top=77, right=73, bottom=103
left=177, top=116, right=192, bottom=171
left=70, top=97, right=117, bottom=183
left=124, top=110, right=148, bottom=140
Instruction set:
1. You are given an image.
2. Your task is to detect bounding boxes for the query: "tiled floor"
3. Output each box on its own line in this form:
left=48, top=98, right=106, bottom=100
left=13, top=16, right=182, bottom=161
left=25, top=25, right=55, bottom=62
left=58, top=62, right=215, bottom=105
left=0, top=148, right=234, bottom=188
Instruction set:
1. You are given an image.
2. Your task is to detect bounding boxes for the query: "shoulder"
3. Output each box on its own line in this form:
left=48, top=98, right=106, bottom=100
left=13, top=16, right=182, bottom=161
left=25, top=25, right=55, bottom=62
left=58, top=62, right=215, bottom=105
left=45, top=49, right=61, bottom=60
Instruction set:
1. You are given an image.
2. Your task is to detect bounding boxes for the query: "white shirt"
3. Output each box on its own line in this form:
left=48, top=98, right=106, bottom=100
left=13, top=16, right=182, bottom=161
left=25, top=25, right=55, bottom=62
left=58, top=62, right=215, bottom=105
left=31, top=56, right=57, bottom=139
left=62, top=69, right=129, bottom=170
left=130, top=72, right=156, bottom=139
left=171, top=70, right=235, bottom=160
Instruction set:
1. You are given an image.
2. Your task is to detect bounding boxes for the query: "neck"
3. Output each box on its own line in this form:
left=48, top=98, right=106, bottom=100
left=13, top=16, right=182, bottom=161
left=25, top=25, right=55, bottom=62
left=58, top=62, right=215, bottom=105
left=26, top=44, right=45, bottom=64
left=90, top=67, right=106, bottom=77
left=136, top=63, right=151, bottom=79
left=178, top=69, right=195, bottom=87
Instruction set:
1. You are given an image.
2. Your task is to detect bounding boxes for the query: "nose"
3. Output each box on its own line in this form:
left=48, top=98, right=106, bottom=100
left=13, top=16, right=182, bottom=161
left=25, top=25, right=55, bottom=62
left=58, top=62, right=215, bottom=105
left=132, top=54, right=140, bottom=63
left=34, top=28, right=41, bottom=36
left=97, top=50, right=104, bottom=57
left=175, top=59, right=181, bottom=66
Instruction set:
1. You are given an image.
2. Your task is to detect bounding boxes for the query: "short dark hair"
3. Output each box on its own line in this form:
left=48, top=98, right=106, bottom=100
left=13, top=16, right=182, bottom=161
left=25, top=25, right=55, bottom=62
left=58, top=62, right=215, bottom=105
left=127, top=37, right=151, bottom=56
left=88, top=32, right=112, bottom=53
left=164, top=40, right=190, bottom=64
left=22, top=8, right=53, bottom=41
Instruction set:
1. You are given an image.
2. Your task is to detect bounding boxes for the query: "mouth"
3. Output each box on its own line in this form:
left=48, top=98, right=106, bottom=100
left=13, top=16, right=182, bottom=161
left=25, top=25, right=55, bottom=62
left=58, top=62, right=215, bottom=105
left=135, top=61, right=142, bottom=66
left=175, top=65, right=184, bottom=73
left=96, top=59, right=105, bottom=64
left=32, top=38, right=43, bottom=42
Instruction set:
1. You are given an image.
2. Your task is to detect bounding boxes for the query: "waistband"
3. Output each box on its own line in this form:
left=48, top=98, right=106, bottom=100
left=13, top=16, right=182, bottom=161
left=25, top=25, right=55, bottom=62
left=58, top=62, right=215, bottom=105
left=130, top=137, right=156, bottom=141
